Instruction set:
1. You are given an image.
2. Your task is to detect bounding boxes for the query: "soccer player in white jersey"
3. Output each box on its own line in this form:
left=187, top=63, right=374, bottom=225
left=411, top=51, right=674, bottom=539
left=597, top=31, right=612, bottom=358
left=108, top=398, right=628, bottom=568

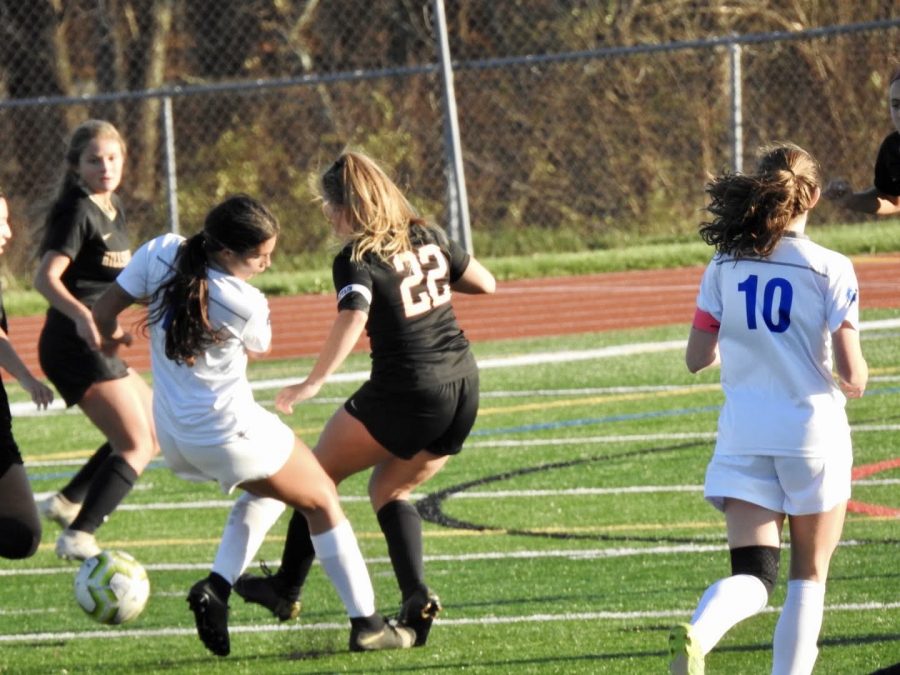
left=669, top=143, right=868, bottom=675
left=92, top=195, right=414, bottom=656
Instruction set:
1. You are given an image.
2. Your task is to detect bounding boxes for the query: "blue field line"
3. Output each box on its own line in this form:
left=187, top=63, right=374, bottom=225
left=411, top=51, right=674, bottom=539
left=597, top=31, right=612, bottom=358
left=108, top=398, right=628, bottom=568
left=28, top=458, right=170, bottom=484
left=470, top=382, right=900, bottom=438
left=25, top=384, right=900, bottom=482
left=469, top=404, right=722, bottom=436
left=867, top=385, right=900, bottom=396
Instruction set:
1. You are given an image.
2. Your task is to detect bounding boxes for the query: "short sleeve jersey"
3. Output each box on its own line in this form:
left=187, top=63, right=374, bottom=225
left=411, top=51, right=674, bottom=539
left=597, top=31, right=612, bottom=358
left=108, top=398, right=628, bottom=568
left=874, top=131, right=900, bottom=197
left=0, top=292, right=7, bottom=383
left=333, top=225, right=476, bottom=390
left=0, top=291, right=7, bottom=335
left=0, top=290, right=17, bottom=459
left=39, top=185, right=131, bottom=306
left=696, top=234, right=860, bottom=457
left=115, top=234, right=272, bottom=445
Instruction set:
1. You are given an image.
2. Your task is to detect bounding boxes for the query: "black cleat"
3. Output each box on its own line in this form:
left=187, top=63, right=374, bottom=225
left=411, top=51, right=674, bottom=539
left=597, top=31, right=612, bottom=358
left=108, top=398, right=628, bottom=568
left=349, top=616, right=416, bottom=652
left=398, top=587, right=442, bottom=646
left=187, top=578, right=230, bottom=657
left=233, top=568, right=301, bottom=622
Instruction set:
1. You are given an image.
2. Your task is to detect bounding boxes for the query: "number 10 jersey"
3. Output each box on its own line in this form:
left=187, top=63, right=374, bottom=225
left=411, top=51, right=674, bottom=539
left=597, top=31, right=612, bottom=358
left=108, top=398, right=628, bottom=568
left=696, top=233, right=860, bottom=458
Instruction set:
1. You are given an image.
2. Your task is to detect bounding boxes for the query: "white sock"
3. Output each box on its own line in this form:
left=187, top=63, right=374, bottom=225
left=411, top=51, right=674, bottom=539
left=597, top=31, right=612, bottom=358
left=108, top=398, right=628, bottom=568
left=772, top=579, right=825, bottom=675
left=690, top=574, right=769, bottom=654
left=211, top=493, right=286, bottom=584
left=311, top=518, right=376, bottom=618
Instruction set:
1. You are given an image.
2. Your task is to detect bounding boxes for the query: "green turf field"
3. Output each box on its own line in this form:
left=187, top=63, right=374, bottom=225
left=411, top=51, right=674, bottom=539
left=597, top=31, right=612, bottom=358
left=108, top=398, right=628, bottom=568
left=1, top=313, right=898, bottom=673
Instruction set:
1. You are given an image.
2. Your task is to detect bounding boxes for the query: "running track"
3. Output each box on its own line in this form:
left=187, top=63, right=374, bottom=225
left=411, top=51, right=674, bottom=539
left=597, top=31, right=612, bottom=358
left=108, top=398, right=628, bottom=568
left=7, top=254, right=900, bottom=377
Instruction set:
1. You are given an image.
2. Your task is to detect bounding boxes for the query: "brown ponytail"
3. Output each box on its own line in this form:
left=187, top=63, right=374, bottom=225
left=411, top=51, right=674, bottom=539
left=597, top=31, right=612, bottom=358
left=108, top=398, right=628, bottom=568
left=699, top=143, right=821, bottom=258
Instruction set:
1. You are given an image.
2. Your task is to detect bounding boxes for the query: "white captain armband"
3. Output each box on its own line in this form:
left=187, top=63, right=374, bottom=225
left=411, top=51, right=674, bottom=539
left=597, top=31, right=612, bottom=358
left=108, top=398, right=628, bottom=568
left=337, top=283, right=373, bottom=306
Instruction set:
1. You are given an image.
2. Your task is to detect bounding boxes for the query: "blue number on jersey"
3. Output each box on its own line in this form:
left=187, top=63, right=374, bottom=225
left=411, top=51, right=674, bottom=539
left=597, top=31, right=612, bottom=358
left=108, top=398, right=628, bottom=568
left=737, top=274, right=792, bottom=333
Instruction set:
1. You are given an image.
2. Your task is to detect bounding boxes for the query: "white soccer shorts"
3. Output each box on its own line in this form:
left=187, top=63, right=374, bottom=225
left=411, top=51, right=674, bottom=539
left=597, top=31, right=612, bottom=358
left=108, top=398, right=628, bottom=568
left=157, top=403, right=295, bottom=494
left=704, top=452, right=852, bottom=515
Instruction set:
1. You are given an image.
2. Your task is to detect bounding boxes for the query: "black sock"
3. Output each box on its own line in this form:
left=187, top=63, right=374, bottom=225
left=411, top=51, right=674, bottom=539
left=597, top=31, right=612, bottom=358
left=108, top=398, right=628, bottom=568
left=276, top=510, right=316, bottom=598
left=209, top=572, right=232, bottom=602
left=61, top=442, right=113, bottom=503
left=69, top=455, right=137, bottom=533
left=376, top=500, right=425, bottom=599
left=350, top=613, right=383, bottom=631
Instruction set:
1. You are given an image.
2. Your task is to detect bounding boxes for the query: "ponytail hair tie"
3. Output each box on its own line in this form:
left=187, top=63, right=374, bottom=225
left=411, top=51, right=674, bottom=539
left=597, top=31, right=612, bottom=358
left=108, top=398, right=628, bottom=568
left=201, top=231, right=225, bottom=251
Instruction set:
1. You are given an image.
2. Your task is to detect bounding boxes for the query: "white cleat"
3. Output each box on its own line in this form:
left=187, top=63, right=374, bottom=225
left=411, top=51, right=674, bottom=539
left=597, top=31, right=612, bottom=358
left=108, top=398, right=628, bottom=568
left=40, top=493, right=81, bottom=529
left=56, top=529, right=101, bottom=561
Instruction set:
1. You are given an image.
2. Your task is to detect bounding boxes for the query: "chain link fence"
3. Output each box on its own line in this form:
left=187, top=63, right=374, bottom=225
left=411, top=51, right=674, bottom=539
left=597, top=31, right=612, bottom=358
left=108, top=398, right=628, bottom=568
left=0, top=1, right=898, bottom=280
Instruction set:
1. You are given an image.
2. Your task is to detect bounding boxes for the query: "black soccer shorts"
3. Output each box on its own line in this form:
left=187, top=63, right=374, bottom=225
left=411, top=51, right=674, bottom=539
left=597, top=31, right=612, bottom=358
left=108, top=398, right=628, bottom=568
left=344, top=371, right=480, bottom=460
left=38, top=309, right=129, bottom=407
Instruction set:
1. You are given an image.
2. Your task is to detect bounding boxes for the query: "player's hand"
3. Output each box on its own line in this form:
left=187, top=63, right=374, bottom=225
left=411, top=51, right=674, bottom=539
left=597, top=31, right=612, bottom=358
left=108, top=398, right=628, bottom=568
left=823, top=178, right=852, bottom=201
left=100, top=331, right=133, bottom=356
left=75, top=314, right=103, bottom=351
left=21, top=376, right=54, bottom=410
left=275, top=380, right=321, bottom=414
left=839, top=377, right=865, bottom=399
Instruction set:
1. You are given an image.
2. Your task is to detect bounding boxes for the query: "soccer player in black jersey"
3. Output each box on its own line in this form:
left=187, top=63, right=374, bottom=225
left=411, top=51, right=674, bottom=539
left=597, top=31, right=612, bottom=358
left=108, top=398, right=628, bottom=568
left=235, top=151, right=496, bottom=646
left=823, top=65, right=900, bottom=216
left=33, top=120, right=158, bottom=561
left=0, top=190, right=55, bottom=560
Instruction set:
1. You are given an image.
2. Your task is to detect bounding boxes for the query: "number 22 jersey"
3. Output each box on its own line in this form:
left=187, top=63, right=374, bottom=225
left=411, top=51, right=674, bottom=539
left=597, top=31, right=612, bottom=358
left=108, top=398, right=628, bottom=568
left=696, top=233, right=860, bottom=457
left=333, top=224, right=477, bottom=391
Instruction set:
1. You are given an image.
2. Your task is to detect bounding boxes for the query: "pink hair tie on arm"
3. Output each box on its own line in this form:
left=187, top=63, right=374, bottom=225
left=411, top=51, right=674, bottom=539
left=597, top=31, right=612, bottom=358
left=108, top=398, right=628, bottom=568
left=693, top=308, right=721, bottom=334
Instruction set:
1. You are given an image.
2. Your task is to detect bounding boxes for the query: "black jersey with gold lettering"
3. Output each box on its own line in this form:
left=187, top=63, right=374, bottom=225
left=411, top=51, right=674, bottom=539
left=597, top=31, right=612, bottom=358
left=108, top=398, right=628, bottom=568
left=0, top=289, right=21, bottom=468
left=874, top=130, right=900, bottom=197
left=39, top=185, right=131, bottom=306
left=333, top=224, right=477, bottom=391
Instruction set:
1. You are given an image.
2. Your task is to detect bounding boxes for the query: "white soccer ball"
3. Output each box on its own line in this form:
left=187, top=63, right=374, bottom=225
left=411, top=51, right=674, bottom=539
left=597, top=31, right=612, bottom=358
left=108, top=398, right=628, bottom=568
left=74, top=550, right=150, bottom=625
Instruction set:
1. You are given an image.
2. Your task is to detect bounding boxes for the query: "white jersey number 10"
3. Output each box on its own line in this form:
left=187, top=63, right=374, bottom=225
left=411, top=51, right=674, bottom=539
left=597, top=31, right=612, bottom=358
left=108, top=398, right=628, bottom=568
left=737, top=274, right=793, bottom=333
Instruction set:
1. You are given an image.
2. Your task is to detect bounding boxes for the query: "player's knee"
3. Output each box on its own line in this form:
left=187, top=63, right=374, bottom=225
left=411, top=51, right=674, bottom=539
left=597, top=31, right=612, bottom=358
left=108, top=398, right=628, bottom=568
left=0, top=518, right=41, bottom=559
left=730, top=545, right=780, bottom=599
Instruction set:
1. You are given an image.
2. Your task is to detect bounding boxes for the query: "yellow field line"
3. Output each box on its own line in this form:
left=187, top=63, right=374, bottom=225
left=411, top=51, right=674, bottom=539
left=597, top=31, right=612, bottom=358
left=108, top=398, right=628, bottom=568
left=39, top=524, right=721, bottom=553
left=31, top=367, right=900, bottom=460
left=36, top=508, right=895, bottom=554
left=476, top=385, right=722, bottom=417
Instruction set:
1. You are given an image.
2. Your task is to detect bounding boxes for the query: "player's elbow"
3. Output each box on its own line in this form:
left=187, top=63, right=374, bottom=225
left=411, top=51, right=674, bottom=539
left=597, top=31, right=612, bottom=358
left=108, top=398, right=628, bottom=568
left=838, top=361, right=868, bottom=391
left=685, top=328, right=719, bottom=373
left=685, top=354, right=707, bottom=374
left=876, top=195, right=900, bottom=216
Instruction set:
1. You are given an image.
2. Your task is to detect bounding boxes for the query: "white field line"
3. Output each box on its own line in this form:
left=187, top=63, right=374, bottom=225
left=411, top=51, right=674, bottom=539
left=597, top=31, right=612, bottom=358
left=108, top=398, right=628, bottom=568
left=0, top=544, right=727, bottom=578
left=13, top=316, right=900, bottom=417
left=24, top=423, right=900, bottom=471
left=9, top=340, right=687, bottom=417
left=1, top=600, right=898, bottom=643
left=27, top=474, right=897, bottom=510
left=0, top=538, right=881, bottom=580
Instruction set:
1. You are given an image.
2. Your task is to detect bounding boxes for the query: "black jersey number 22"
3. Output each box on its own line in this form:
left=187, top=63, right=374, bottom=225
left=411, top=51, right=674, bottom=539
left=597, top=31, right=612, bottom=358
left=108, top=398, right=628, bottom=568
left=393, top=243, right=452, bottom=318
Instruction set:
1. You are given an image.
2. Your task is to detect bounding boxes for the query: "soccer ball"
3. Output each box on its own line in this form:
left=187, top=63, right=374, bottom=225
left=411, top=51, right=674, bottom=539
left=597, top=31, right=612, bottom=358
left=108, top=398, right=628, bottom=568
left=74, top=550, right=150, bottom=625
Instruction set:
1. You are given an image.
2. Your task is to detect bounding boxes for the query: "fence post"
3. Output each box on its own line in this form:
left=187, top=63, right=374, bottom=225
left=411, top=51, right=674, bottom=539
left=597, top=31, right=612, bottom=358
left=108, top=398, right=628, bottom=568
left=729, top=40, right=743, bottom=174
left=162, top=95, right=180, bottom=234
left=432, top=0, right=472, bottom=253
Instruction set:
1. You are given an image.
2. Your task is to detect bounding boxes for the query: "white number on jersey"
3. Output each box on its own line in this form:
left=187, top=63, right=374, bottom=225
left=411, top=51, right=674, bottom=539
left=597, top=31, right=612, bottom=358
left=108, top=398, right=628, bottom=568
left=393, top=244, right=452, bottom=318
